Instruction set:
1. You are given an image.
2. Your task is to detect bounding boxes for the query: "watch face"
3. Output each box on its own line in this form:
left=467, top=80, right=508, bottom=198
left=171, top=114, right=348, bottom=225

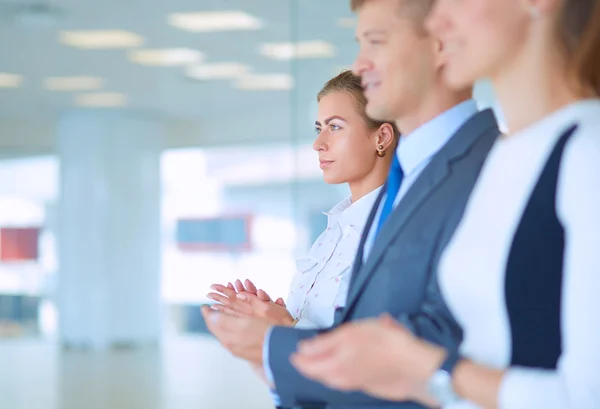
left=427, top=370, right=460, bottom=405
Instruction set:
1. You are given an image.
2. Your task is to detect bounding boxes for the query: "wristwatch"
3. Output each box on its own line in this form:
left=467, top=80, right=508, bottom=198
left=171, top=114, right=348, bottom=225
left=426, top=348, right=461, bottom=405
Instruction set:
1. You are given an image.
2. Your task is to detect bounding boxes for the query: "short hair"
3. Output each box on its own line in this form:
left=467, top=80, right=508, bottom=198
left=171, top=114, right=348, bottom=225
left=317, top=70, right=400, bottom=137
left=351, top=0, right=435, bottom=32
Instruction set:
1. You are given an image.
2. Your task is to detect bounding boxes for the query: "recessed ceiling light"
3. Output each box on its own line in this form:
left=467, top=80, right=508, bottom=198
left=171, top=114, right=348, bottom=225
left=186, top=62, right=251, bottom=80
left=74, top=92, right=128, bottom=107
left=128, top=48, right=204, bottom=66
left=235, top=74, right=294, bottom=91
left=168, top=10, right=262, bottom=33
left=59, top=30, right=144, bottom=49
left=44, top=76, right=105, bottom=91
left=259, top=41, right=335, bottom=60
left=337, top=17, right=356, bottom=28
left=0, top=73, right=23, bottom=88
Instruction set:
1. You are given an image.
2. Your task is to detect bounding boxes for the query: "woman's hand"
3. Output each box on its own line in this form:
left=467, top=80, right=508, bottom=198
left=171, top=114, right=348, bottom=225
left=290, top=314, right=445, bottom=405
left=207, top=279, right=293, bottom=325
left=235, top=292, right=294, bottom=326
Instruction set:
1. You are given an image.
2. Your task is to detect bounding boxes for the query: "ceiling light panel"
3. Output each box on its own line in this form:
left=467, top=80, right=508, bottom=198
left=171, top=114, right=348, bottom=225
left=186, top=62, right=250, bottom=80
left=59, top=30, right=144, bottom=49
left=169, top=10, right=262, bottom=33
left=129, top=48, right=203, bottom=66
left=0, top=73, right=23, bottom=88
left=74, top=92, right=128, bottom=107
left=260, top=41, right=335, bottom=60
left=44, top=76, right=105, bottom=91
left=235, top=74, right=294, bottom=91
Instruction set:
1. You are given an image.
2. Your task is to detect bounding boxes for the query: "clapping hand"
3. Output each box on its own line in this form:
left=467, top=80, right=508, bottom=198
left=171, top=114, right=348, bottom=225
left=290, top=314, right=444, bottom=405
left=207, top=279, right=294, bottom=326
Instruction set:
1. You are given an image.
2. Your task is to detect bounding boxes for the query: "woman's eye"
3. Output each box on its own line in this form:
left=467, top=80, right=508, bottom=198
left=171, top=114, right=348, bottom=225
left=315, top=127, right=321, bottom=134
left=330, top=124, right=341, bottom=131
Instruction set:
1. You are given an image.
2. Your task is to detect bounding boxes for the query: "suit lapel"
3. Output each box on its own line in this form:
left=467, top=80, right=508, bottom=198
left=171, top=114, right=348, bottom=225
left=343, top=158, right=450, bottom=311
left=341, top=109, right=498, bottom=320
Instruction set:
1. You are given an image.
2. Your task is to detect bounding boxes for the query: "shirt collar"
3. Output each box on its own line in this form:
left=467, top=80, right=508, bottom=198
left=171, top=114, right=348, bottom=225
left=324, top=186, right=383, bottom=228
left=397, top=99, right=479, bottom=175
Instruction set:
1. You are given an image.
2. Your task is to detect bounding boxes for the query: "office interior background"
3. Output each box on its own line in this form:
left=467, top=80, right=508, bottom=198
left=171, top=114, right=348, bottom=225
left=0, top=0, right=502, bottom=407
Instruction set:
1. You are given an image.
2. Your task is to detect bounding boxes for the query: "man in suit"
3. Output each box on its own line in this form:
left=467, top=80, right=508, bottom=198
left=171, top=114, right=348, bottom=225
left=202, top=0, right=499, bottom=408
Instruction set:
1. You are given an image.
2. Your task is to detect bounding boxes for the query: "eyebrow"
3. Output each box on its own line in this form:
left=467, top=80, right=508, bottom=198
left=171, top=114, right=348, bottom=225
left=315, top=115, right=347, bottom=126
left=355, top=29, right=387, bottom=41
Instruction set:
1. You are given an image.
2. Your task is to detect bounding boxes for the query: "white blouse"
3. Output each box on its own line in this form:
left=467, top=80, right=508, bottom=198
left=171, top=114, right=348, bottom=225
left=438, top=100, right=600, bottom=409
left=286, top=187, right=381, bottom=329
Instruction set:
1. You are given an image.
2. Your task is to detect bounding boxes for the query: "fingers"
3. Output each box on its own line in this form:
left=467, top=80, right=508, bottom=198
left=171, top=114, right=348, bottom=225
left=234, top=279, right=246, bottom=293
left=379, top=313, right=398, bottom=327
left=275, top=297, right=286, bottom=307
left=297, top=327, right=348, bottom=357
left=202, top=306, right=234, bottom=346
left=257, top=289, right=272, bottom=302
left=206, top=292, right=233, bottom=306
left=291, top=346, right=355, bottom=390
left=236, top=292, right=262, bottom=303
left=211, top=304, right=241, bottom=317
left=244, top=279, right=258, bottom=295
left=210, top=284, right=237, bottom=299
left=202, top=307, right=241, bottom=333
left=378, top=314, right=410, bottom=336
left=222, top=279, right=261, bottom=298
left=201, top=305, right=217, bottom=324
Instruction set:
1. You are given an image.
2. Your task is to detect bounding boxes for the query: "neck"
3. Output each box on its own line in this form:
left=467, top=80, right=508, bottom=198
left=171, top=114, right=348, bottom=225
left=395, top=85, right=471, bottom=136
left=348, top=160, right=388, bottom=203
left=492, top=41, right=582, bottom=134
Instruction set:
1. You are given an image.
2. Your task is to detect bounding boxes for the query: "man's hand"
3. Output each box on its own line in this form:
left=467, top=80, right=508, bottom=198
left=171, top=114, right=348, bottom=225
left=290, top=315, right=445, bottom=404
left=201, top=306, right=273, bottom=365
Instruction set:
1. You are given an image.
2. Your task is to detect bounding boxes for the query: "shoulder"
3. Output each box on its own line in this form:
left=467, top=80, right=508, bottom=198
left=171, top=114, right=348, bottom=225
left=561, top=107, right=600, bottom=176
left=443, top=109, right=500, bottom=164
left=557, top=107, right=600, bottom=218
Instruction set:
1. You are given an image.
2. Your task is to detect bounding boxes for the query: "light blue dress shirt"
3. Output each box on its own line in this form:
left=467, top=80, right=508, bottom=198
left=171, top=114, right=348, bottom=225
left=362, top=99, right=479, bottom=259
left=263, top=99, right=479, bottom=403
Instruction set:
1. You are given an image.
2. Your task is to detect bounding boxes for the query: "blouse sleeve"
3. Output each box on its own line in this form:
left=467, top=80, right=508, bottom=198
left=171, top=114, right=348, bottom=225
left=499, top=124, right=600, bottom=409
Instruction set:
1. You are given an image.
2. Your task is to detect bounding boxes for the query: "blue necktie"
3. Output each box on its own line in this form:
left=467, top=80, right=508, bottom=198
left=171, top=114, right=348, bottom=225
left=375, top=155, right=404, bottom=236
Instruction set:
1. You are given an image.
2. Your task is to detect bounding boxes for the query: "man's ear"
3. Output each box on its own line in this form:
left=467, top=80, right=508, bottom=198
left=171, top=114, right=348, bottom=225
left=434, top=38, right=445, bottom=71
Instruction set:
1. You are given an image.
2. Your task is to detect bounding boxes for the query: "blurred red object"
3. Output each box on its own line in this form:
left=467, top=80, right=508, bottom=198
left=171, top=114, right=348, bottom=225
left=0, top=227, right=40, bottom=262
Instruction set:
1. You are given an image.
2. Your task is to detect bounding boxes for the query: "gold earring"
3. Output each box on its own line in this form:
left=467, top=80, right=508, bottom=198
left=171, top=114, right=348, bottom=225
left=376, top=144, right=386, bottom=158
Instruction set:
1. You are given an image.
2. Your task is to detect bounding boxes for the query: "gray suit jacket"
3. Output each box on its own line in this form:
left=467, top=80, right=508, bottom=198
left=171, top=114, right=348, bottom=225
left=270, top=109, right=499, bottom=409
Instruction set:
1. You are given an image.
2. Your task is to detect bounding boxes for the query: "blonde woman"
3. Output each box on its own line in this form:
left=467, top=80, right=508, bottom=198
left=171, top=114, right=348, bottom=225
left=208, top=70, right=399, bottom=329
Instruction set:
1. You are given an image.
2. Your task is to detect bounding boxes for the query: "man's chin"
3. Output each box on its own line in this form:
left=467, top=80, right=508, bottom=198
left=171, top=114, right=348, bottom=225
left=323, top=174, right=343, bottom=185
left=366, top=103, right=394, bottom=123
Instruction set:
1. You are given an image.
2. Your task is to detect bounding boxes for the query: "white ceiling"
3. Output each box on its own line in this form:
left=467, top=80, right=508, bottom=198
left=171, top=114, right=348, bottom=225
left=0, top=0, right=499, bottom=157
left=0, top=0, right=356, bottom=115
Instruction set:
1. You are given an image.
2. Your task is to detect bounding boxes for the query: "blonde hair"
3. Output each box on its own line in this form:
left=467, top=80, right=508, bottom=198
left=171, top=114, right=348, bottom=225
left=317, top=70, right=400, bottom=137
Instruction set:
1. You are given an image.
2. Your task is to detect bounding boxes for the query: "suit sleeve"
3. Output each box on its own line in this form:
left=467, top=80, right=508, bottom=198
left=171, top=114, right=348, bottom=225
left=269, top=248, right=463, bottom=407
left=395, top=269, right=463, bottom=350
left=268, top=326, right=395, bottom=407
left=270, top=196, right=464, bottom=407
